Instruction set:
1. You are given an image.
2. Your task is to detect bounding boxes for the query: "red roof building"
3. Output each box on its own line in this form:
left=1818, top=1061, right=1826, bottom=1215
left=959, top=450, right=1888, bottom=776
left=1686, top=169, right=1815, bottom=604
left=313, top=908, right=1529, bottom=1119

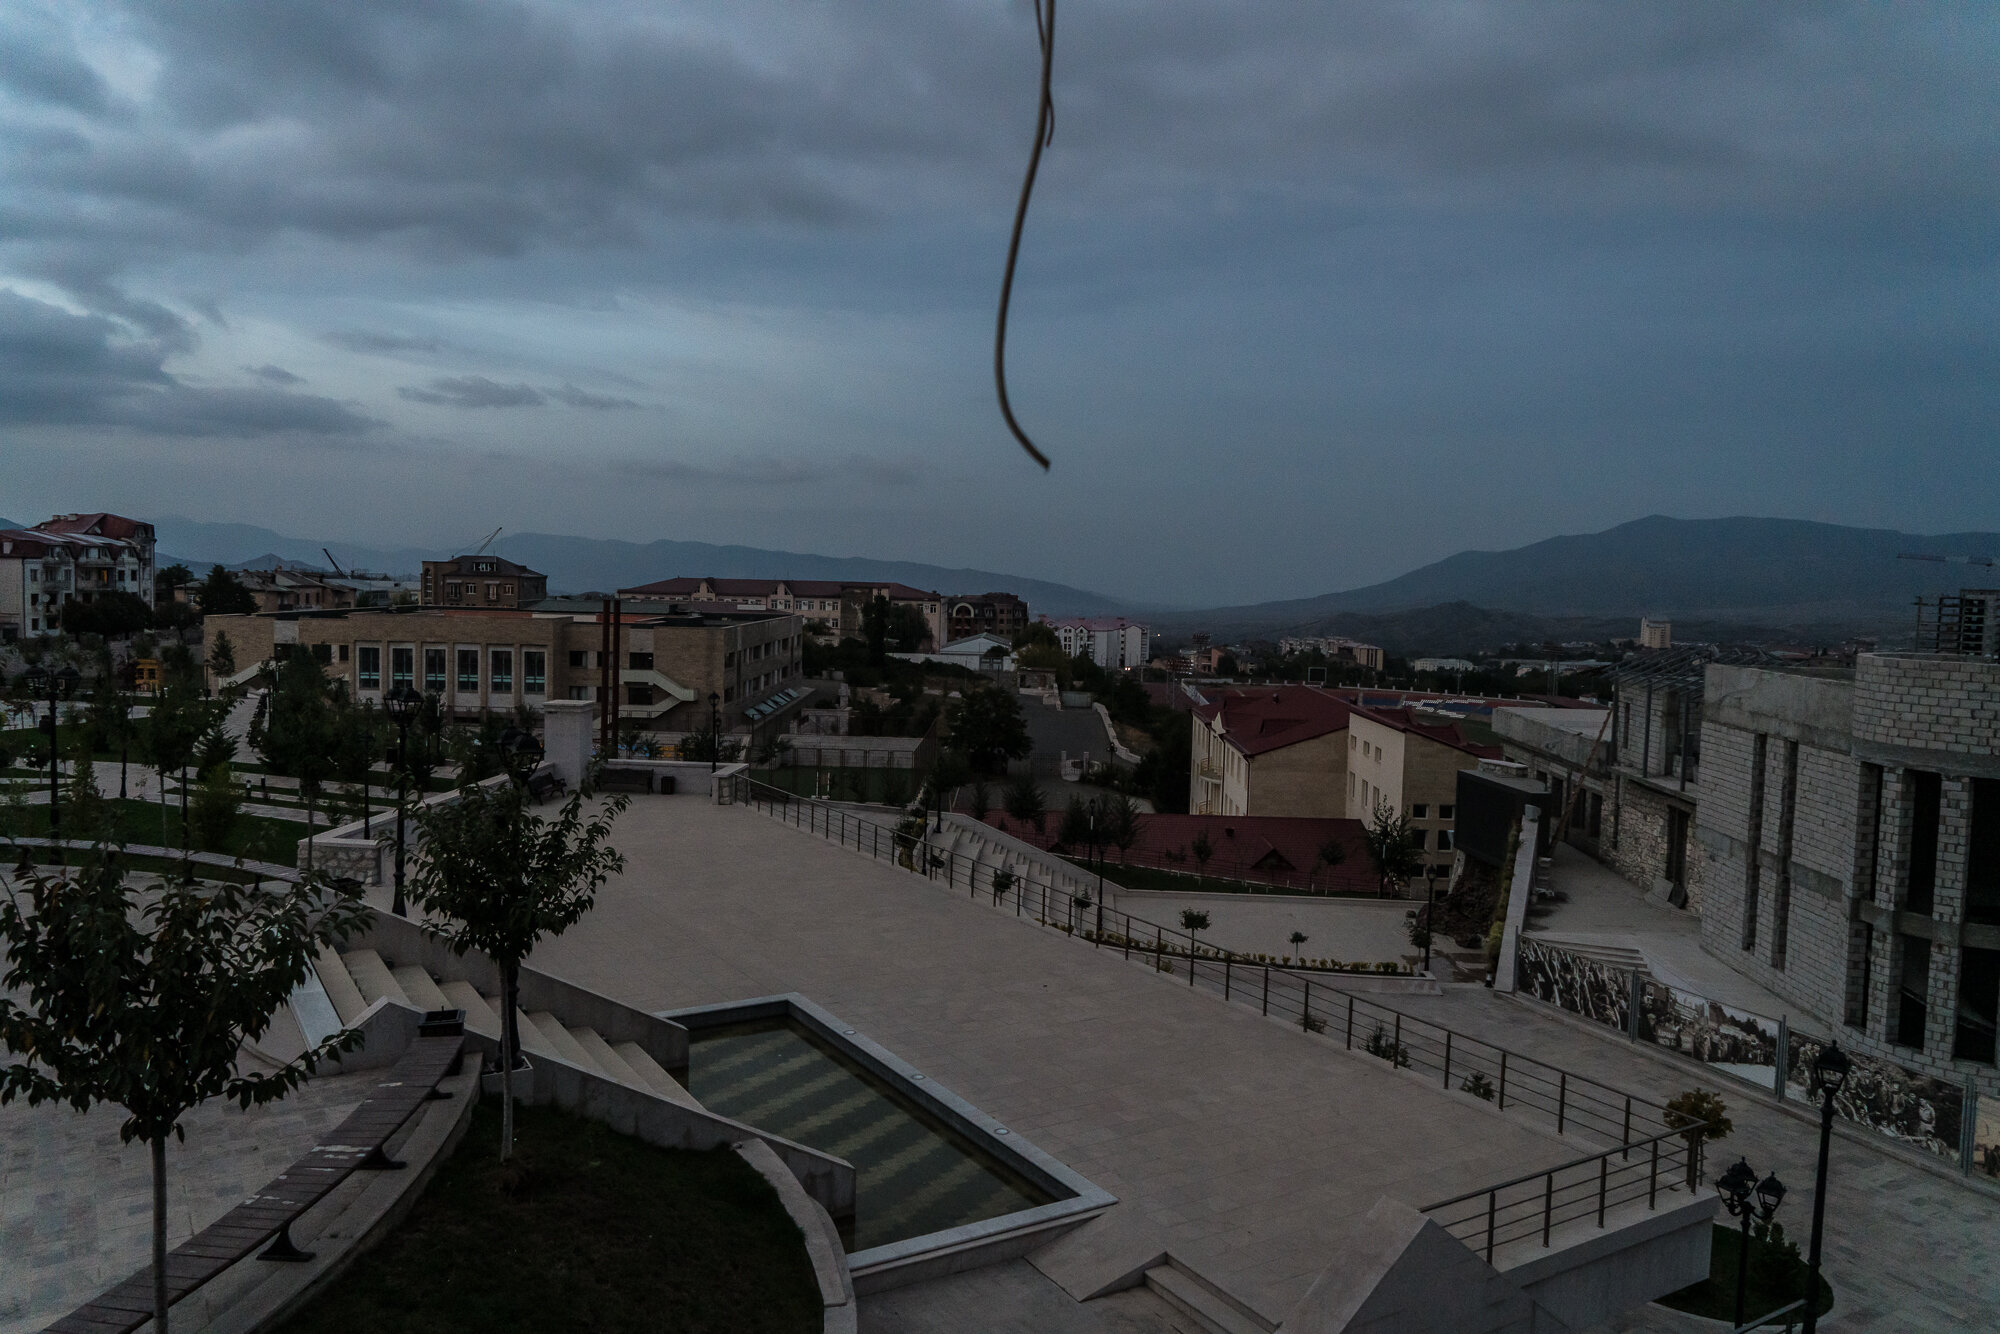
left=1190, top=687, right=1355, bottom=818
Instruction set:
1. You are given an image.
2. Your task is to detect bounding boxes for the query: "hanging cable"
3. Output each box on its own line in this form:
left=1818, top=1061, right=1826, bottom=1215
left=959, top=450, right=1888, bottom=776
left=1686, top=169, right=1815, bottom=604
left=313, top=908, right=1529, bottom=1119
left=994, top=0, right=1056, bottom=470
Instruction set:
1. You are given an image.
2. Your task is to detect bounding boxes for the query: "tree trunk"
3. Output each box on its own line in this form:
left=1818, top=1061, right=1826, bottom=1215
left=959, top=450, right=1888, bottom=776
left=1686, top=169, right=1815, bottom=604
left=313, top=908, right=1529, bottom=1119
left=500, top=961, right=519, bottom=1161
left=151, top=1134, right=169, bottom=1334
left=180, top=762, right=189, bottom=850
left=303, top=786, right=315, bottom=870
left=361, top=780, right=371, bottom=837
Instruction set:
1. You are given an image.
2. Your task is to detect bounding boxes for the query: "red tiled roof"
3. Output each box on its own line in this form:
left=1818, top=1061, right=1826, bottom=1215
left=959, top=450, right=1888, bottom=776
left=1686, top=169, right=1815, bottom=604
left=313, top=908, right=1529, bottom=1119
left=35, top=513, right=153, bottom=541
left=1351, top=705, right=1503, bottom=759
left=1195, top=687, right=1352, bottom=757
left=0, top=530, right=64, bottom=557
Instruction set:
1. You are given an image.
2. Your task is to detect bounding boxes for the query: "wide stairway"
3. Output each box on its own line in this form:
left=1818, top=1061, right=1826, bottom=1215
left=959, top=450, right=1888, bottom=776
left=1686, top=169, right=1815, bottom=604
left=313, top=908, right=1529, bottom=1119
left=309, top=944, right=693, bottom=1103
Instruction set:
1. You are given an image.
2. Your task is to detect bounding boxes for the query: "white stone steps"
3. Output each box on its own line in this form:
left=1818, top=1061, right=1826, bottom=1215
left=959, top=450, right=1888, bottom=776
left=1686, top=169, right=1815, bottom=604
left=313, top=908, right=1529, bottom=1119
left=614, top=1040, right=698, bottom=1106
left=340, top=949, right=408, bottom=1009
left=1143, top=1264, right=1272, bottom=1334
left=513, top=1007, right=560, bottom=1059
left=570, top=1026, right=646, bottom=1088
left=392, top=965, right=451, bottom=1011
left=314, top=943, right=368, bottom=1026
left=438, top=980, right=503, bottom=1039
left=527, top=1011, right=600, bottom=1073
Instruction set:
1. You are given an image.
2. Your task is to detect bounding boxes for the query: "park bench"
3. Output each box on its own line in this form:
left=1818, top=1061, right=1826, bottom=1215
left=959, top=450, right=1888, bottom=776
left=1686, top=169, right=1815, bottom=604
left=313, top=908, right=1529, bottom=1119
left=44, top=1013, right=468, bottom=1334
left=526, top=769, right=567, bottom=804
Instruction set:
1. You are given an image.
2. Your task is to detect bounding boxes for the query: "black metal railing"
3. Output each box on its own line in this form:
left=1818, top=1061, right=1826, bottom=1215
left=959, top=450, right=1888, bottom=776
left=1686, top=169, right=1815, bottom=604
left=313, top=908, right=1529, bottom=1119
left=1419, top=1125, right=1704, bottom=1262
left=736, top=778, right=1674, bottom=1153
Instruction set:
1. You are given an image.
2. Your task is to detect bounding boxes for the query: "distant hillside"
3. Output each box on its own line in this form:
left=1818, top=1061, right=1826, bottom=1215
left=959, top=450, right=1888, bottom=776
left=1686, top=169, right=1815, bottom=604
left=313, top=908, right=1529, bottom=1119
left=152, top=517, right=1125, bottom=618
left=1157, top=516, right=1995, bottom=643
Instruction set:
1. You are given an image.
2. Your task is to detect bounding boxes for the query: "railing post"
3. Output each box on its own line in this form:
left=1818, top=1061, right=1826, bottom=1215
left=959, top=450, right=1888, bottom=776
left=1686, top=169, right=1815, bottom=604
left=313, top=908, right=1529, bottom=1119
left=1346, top=994, right=1355, bottom=1049
left=1558, top=1073, right=1567, bottom=1134
left=1224, top=956, right=1231, bottom=1000
left=1498, top=1051, right=1508, bottom=1109
left=1304, top=979, right=1311, bottom=1025
left=1443, top=1031, right=1452, bottom=1089
left=1542, top=1173, right=1554, bottom=1247
left=1485, top=1191, right=1497, bottom=1263
left=1394, top=1013, right=1402, bottom=1057
left=1597, top=1154, right=1608, bottom=1227
left=1622, top=1097, right=1632, bottom=1160
left=1649, top=1136, right=1660, bottom=1209
left=1262, top=966, right=1270, bottom=1015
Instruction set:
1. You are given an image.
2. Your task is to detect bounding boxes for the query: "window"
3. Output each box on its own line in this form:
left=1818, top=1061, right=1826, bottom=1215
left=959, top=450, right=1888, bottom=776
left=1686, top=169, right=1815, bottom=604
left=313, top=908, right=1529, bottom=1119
left=1438, top=804, right=1455, bottom=819
left=523, top=650, right=546, bottom=695
left=569, top=650, right=586, bottom=668
left=625, top=682, right=653, bottom=706
left=628, top=651, right=653, bottom=671
left=338, top=643, right=350, bottom=662
left=1411, top=804, right=1429, bottom=819
left=1428, top=863, right=1451, bottom=880
left=424, top=647, right=446, bottom=693
left=311, top=643, right=332, bottom=665
left=1438, top=829, right=1455, bottom=851
left=357, top=646, right=381, bottom=690
left=457, top=648, right=480, bottom=692
left=1908, top=770, right=1942, bottom=916
left=1414, top=830, right=1429, bottom=850
left=445, top=581, right=461, bottom=599
left=490, top=649, right=513, bottom=692
left=725, top=651, right=735, bottom=667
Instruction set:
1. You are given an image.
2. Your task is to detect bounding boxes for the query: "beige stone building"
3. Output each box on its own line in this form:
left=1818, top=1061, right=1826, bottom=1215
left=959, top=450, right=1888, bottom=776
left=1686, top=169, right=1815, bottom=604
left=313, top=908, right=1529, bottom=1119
left=202, top=603, right=805, bottom=736
left=420, top=554, right=549, bottom=610
left=1345, top=707, right=1499, bottom=879
left=1188, top=687, right=1353, bottom=818
left=619, top=577, right=945, bottom=650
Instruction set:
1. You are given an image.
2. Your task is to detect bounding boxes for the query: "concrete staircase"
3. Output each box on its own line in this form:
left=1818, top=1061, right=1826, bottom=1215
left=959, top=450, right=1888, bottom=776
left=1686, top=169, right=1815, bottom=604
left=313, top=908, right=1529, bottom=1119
left=306, top=943, right=692, bottom=1102
left=1524, top=933, right=1653, bottom=979
left=1143, top=1261, right=1275, bottom=1334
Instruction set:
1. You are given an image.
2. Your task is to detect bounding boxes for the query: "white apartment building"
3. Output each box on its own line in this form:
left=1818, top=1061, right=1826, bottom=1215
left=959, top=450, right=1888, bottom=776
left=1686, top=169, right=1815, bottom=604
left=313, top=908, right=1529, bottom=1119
left=1048, top=616, right=1150, bottom=671
left=0, top=513, right=157, bottom=640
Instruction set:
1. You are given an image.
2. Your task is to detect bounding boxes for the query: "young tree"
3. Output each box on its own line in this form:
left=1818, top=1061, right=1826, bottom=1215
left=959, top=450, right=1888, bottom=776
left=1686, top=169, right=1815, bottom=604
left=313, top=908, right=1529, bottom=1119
left=1289, top=929, right=1309, bottom=960
left=409, top=782, right=627, bottom=1161
left=194, top=564, right=257, bottom=616
left=189, top=761, right=244, bottom=854
left=87, top=660, right=137, bottom=800
left=1191, top=828, right=1215, bottom=880
left=331, top=698, right=384, bottom=834
left=1002, top=773, right=1046, bottom=833
left=968, top=780, right=991, bottom=822
left=946, top=686, right=1032, bottom=774
left=1180, top=908, right=1211, bottom=955
left=1365, top=802, right=1426, bottom=898
left=259, top=652, right=339, bottom=864
left=141, top=662, right=208, bottom=849
left=209, top=631, right=239, bottom=687
left=0, top=853, right=367, bottom=1334
left=64, top=731, right=110, bottom=844
left=1663, top=1087, right=1733, bottom=1188
left=1106, top=794, right=1141, bottom=862
left=1313, top=836, right=1347, bottom=891
left=1058, top=797, right=1095, bottom=858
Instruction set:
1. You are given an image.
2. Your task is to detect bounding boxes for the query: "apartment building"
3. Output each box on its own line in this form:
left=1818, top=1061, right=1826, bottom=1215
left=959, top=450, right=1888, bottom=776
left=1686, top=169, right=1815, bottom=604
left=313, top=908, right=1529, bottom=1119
left=420, top=555, right=549, bottom=610
left=1048, top=616, right=1150, bottom=671
left=947, top=593, right=1029, bottom=643
left=202, top=604, right=805, bottom=734
left=1189, top=687, right=1352, bottom=818
left=1346, top=706, right=1500, bottom=880
left=619, top=577, right=945, bottom=650
left=0, top=512, right=157, bottom=640
left=240, top=567, right=358, bottom=614
left=1278, top=635, right=1386, bottom=672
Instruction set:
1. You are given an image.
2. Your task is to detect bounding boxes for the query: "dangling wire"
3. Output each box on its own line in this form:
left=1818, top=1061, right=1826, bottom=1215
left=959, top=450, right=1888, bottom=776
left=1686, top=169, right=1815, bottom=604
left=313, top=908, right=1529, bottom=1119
left=995, top=0, right=1056, bottom=470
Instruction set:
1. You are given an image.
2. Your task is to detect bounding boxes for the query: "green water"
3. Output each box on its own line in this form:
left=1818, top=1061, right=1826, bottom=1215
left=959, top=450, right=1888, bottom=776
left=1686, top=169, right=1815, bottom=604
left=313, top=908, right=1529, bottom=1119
left=686, top=1018, right=1056, bottom=1252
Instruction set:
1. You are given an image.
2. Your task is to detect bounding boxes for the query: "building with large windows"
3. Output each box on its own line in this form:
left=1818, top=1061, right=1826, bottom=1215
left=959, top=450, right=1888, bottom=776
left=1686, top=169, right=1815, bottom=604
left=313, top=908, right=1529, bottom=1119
left=0, top=512, right=157, bottom=639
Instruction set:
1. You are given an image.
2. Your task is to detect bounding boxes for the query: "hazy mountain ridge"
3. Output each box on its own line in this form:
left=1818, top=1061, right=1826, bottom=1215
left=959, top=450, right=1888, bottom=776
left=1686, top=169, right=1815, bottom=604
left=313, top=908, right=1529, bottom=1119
left=150, top=517, right=1128, bottom=618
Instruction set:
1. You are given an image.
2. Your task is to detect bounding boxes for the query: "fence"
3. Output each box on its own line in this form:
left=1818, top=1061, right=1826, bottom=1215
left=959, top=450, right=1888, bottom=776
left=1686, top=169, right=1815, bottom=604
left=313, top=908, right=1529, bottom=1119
left=1420, top=1125, right=1702, bottom=1263
left=1516, top=938, right=1990, bottom=1176
left=973, top=814, right=1397, bottom=897
left=736, top=778, right=1675, bottom=1156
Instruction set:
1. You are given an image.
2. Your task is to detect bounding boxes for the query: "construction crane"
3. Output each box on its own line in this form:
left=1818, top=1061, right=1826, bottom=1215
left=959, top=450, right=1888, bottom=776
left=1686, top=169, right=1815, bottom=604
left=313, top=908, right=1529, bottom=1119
left=465, top=527, right=502, bottom=559
left=321, top=547, right=347, bottom=577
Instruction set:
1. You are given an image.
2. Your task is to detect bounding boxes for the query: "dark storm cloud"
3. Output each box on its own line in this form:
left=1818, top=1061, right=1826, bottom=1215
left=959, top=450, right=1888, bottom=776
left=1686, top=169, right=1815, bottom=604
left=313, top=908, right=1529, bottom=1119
left=0, top=289, right=379, bottom=437
left=548, top=384, right=642, bottom=411
left=245, top=364, right=304, bottom=385
left=321, top=330, right=448, bottom=354
left=398, top=376, right=545, bottom=408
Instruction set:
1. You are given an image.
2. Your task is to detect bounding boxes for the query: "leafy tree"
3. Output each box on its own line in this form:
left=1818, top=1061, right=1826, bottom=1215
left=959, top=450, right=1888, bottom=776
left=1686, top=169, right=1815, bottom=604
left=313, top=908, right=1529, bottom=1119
left=331, top=699, right=384, bottom=833
left=86, top=660, right=138, bottom=800
left=967, top=780, right=990, bottom=821
left=1106, top=794, right=1141, bottom=862
left=189, top=762, right=244, bottom=853
left=1180, top=908, right=1211, bottom=954
left=1058, top=797, right=1096, bottom=857
left=409, top=782, right=627, bottom=1160
left=60, top=591, right=154, bottom=639
left=1191, top=828, right=1215, bottom=877
left=260, top=651, right=340, bottom=862
left=678, top=724, right=742, bottom=765
left=1313, top=836, right=1347, bottom=890
left=0, top=852, right=366, bottom=1334
left=64, top=731, right=110, bottom=844
left=1664, top=1087, right=1733, bottom=1188
left=945, top=685, right=1031, bottom=775
left=1012, top=622, right=1061, bottom=652
left=154, top=563, right=194, bottom=601
left=141, top=658, right=209, bottom=850
left=927, top=748, right=972, bottom=814
left=209, top=630, right=238, bottom=686
left=1289, top=929, right=1309, bottom=959
left=1015, top=640, right=1070, bottom=686
left=1002, top=773, right=1045, bottom=832
left=195, top=564, right=257, bottom=616
left=1365, top=803, right=1426, bottom=898
left=1215, top=652, right=1239, bottom=678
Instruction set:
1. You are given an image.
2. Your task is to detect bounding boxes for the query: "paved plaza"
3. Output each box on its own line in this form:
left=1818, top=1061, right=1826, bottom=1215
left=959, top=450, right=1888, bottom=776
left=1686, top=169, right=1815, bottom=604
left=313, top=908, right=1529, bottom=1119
left=1098, top=885, right=1419, bottom=967
left=524, top=796, right=1622, bottom=1324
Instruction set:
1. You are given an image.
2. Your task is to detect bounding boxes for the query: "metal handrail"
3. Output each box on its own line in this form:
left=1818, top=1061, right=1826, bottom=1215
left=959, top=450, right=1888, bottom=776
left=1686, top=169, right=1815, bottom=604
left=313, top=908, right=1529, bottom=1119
left=1732, top=1299, right=1807, bottom=1332
left=1419, top=1125, right=1698, bottom=1212
left=739, top=777, right=1675, bottom=1149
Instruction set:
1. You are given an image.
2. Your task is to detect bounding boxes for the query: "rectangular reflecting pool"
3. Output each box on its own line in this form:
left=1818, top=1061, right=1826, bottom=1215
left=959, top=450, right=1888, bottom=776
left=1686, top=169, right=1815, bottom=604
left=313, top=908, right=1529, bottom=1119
left=686, top=1017, right=1056, bottom=1252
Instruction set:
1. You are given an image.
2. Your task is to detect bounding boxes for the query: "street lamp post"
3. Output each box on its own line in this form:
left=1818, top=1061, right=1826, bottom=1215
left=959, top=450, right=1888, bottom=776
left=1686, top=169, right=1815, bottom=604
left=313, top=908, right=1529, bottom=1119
left=1419, top=873, right=1437, bottom=975
left=498, top=725, right=543, bottom=787
left=1715, top=1157, right=1786, bottom=1330
left=385, top=685, right=419, bottom=917
left=22, top=665, right=81, bottom=843
left=708, top=690, right=721, bottom=774
left=1801, top=1043, right=1850, bottom=1334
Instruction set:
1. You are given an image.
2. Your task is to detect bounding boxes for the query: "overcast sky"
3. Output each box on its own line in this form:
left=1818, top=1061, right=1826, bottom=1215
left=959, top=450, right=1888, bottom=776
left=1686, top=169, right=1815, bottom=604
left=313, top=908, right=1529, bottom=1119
left=3, top=1, right=1995, bottom=604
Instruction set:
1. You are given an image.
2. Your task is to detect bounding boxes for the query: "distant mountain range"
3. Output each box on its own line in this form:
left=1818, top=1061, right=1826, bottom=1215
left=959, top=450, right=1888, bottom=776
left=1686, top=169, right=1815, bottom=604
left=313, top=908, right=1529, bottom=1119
left=146, top=517, right=1128, bottom=618
left=1150, top=516, right=1997, bottom=649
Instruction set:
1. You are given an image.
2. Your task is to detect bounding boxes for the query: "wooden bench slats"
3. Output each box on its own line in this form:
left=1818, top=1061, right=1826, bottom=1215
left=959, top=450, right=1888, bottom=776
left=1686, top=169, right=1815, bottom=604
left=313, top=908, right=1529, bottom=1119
left=45, top=1034, right=464, bottom=1334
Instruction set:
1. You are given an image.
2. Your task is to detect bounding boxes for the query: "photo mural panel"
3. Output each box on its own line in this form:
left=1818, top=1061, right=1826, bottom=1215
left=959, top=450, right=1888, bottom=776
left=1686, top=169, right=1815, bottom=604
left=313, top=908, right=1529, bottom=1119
left=1516, top=939, right=1630, bottom=1032
left=1785, top=1031, right=1964, bottom=1164
left=1638, top=980, right=1780, bottom=1084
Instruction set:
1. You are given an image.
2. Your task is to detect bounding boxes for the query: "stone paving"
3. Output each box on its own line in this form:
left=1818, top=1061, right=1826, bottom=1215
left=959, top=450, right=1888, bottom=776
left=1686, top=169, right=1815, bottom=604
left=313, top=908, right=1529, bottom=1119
left=525, top=797, right=1624, bottom=1325
left=1390, top=985, right=2000, bottom=1332
left=0, top=1068, right=372, bottom=1333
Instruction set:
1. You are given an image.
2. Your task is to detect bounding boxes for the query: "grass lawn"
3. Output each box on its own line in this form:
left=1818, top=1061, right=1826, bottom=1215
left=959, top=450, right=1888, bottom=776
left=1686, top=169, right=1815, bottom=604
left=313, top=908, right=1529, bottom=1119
left=280, top=1100, right=822, bottom=1334
left=1058, top=856, right=1375, bottom=899
left=761, top=766, right=917, bottom=804
left=0, top=796, right=303, bottom=866
left=1656, top=1223, right=1833, bottom=1323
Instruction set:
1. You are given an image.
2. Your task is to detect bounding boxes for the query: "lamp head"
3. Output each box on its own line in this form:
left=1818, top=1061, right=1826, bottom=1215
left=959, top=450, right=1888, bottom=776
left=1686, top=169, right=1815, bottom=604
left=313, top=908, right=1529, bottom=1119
left=385, top=684, right=420, bottom=724
left=1811, top=1042, right=1851, bottom=1097
left=22, top=664, right=49, bottom=689
left=56, top=665, right=80, bottom=690
left=1755, top=1172, right=1786, bottom=1219
left=709, top=690, right=720, bottom=707
left=1715, top=1157, right=1755, bottom=1209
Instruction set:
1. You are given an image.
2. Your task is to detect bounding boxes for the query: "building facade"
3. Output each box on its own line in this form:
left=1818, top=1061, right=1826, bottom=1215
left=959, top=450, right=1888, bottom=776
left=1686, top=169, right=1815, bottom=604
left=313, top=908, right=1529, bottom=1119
left=1346, top=707, right=1498, bottom=880
left=1189, top=687, right=1352, bottom=818
left=1049, top=616, right=1150, bottom=671
left=1697, top=653, right=2000, bottom=1093
left=947, top=593, right=1029, bottom=643
left=203, top=604, right=805, bottom=735
left=619, top=577, right=945, bottom=650
left=240, top=567, right=359, bottom=614
left=0, top=513, right=156, bottom=640
left=420, top=555, right=549, bottom=610
left=1278, top=635, right=1386, bottom=671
